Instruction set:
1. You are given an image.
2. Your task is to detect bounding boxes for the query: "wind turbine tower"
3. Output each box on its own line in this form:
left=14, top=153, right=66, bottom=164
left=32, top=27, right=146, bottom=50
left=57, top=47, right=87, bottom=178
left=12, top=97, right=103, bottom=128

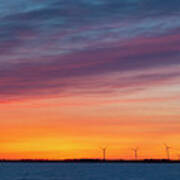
left=102, top=147, right=107, bottom=161
left=164, top=144, right=171, bottom=160
left=132, top=148, right=138, bottom=160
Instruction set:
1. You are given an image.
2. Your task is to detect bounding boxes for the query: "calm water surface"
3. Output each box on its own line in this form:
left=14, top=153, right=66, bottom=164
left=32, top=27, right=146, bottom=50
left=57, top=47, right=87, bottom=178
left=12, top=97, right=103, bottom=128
left=0, top=163, right=179, bottom=180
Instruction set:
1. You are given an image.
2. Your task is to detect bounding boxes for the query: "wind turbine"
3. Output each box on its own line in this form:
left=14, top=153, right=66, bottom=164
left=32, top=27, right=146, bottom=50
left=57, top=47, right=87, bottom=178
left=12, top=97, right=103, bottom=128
left=164, top=144, right=171, bottom=160
left=132, top=147, right=138, bottom=160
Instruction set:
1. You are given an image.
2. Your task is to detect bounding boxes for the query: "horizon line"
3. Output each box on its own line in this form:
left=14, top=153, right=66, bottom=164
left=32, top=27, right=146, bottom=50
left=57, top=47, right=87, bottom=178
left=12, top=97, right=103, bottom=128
left=0, top=158, right=179, bottom=162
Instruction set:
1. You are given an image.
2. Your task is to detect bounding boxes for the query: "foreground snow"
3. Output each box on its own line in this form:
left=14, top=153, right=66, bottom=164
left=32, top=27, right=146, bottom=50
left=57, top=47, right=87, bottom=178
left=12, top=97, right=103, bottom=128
left=0, top=162, right=179, bottom=180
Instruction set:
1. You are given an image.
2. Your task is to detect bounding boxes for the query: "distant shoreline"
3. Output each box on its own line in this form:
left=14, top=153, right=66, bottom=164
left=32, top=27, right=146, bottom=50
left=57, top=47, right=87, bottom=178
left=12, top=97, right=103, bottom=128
left=0, top=159, right=180, bottom=163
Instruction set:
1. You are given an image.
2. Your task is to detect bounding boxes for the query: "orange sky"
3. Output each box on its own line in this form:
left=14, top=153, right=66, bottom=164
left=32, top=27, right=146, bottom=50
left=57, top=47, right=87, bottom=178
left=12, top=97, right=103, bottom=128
left=1, top=83, right=180, bottom=160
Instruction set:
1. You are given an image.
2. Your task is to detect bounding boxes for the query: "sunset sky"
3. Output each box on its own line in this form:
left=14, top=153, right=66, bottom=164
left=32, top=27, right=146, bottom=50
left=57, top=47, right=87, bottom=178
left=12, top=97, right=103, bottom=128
left=0, top=0, right=180, bottom=160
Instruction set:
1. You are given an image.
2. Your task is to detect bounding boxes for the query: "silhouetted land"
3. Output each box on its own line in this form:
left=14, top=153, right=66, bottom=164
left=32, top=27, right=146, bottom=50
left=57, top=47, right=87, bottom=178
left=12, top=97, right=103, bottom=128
left=0, top=159, right=180, bottom=163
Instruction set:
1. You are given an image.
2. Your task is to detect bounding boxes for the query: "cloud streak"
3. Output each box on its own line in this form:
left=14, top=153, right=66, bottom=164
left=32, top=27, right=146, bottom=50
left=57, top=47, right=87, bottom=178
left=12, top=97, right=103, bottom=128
left=0, top=0, right=180, bottom=102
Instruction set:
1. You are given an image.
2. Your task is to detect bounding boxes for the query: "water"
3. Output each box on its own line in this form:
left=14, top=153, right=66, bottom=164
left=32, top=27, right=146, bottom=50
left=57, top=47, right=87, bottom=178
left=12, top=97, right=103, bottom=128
left=0, top=163, right=179, bottom=180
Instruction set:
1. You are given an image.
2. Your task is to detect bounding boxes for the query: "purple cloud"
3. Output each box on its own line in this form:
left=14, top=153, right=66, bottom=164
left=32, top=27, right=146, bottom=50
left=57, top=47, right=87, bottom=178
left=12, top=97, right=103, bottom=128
left=0, top=0, right=180, bottom=102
